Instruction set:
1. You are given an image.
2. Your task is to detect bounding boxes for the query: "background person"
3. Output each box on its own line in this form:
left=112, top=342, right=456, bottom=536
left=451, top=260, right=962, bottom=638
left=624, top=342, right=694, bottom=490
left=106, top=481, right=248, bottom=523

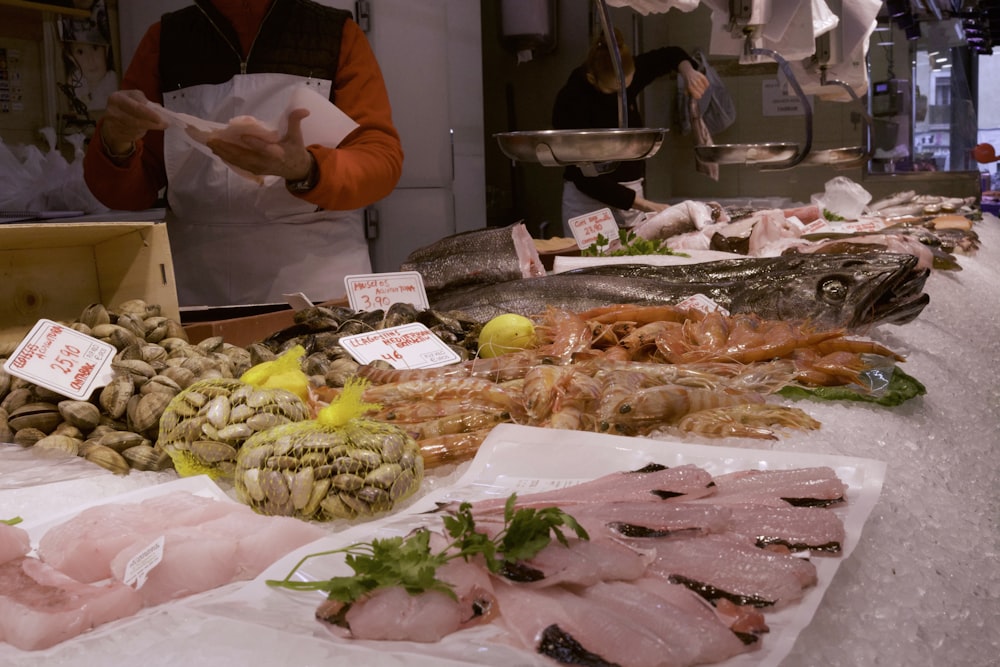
left=84, top=0, right=403, bottom=308
left=552, top=28, right=708, bottom=228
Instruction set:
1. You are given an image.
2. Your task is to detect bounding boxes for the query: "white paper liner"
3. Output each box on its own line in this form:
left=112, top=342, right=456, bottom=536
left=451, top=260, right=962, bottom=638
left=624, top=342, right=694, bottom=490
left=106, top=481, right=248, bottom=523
left=189, top=424, right=887, bottom=667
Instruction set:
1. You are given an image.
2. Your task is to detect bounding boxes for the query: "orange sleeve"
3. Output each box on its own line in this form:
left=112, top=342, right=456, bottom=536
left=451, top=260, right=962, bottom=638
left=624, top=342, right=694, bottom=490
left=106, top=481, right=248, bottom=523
left=84, top=18, right=402, bottom=212
left=82, top=23, right=168, bottom=211
left=296, top=19, right=404, bottom=211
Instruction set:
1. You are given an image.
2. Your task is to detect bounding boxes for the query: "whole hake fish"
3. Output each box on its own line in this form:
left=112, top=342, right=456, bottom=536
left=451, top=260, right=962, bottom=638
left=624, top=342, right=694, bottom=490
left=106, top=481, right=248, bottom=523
left=430, top=253, right=929, bottom=330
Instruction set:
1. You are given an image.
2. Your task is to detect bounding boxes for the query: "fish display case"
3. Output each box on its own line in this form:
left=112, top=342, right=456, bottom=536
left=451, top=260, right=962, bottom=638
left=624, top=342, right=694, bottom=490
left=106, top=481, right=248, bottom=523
left=1, top=210, right=999, bottom=665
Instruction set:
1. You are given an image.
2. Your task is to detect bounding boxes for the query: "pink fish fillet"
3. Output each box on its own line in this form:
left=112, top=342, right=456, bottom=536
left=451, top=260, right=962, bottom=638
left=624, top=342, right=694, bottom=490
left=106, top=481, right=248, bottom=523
left=197, top=509, right=327, bottom=579
left=569, top=501, right=732, bottom=543
left=705, top=467, right=848, bottom=507
left=581, top=580, right=758, bottom=665
left=36, top=502, right=151, bottom=583
left=647, top=534, right=818, bottom=609
left=715, top=502, right=846, bottom=555
left=0, top=523, right=30, bottom=565
left=468, top=464, right=718, bottom=516
left=494, top=535, right=651, bottom=588
left=37, top=491, right=243, bottom=583
left=336, top=586, right=464, bottom=643
left=0, top=557, right=142, bottom=651
left=636, top=575, right=769, bottom=640
left=108, top=525, right=240, bottom=607
left=494, top=579, right=721, bottom=667
left=320, top=556, right=498, bottom=642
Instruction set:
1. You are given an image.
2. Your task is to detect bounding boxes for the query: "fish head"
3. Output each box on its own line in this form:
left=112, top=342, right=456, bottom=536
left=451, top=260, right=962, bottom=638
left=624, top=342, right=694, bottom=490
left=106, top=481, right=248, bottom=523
left=773, top=254, right=930, bottom=330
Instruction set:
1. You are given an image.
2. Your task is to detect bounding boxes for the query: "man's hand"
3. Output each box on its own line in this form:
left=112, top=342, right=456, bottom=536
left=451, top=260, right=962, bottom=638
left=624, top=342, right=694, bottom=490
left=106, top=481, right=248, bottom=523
left=100, top=89, right=167, bottom=157
left=205, top=108, right=314, bottom=181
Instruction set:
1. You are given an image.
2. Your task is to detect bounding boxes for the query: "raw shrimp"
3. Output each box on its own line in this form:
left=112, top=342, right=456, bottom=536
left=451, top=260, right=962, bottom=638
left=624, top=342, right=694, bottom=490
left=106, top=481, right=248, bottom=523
left=401, top=409, right=509, bottom=441
left=522, top=365, right=579, bottom=422
left=577, top=304, right=692, bottom=325
left=363, top=377, right=521, bottom=415
left=607, top=384, right=766, bottom=433
left=418, top=428, right=493, bottom=467
left=534, top=307, right=593, bottom=361
left=542, top=371, right=603, bottom=432
left=372, top=398, right=506, bottom=423
left=676, top=404, right=822, bottom=440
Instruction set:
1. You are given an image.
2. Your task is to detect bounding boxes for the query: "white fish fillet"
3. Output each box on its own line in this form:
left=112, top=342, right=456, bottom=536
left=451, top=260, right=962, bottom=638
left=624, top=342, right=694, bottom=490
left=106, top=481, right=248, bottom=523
left=495, top=580, right=736, bottom=667
left=582, top=580, right=755, bottom=665
left=570, top=501, right=731, bottom=542
left=109, top=527, right=240, bottom=607
left=496, top=535, right=652, bottom=588
left=343, top=586, right=465, bottom=643
left=467, top=464, right=717, bottom=515
left=0, top=522, right=30, bottom=566
left=648, top=534, right=818, bottom=608
left=38, top=491, right=238, bottom=583
left=705, top=467, right=848, bottom=506
left=36, top=502, right=151, bottom=583
left=711, top=502, right=847, bottom=554
left=0, top=557, right=142, bottom=651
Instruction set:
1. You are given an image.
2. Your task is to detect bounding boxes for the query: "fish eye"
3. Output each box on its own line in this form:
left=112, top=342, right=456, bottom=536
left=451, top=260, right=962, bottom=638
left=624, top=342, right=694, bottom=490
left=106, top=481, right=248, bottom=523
left=818, top=277, right=850, bottom=302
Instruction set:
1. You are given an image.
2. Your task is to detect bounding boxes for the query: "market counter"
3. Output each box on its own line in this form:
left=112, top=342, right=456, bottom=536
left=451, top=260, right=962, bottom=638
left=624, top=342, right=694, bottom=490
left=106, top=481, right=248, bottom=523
left=1, top=217, right=998, bottom=667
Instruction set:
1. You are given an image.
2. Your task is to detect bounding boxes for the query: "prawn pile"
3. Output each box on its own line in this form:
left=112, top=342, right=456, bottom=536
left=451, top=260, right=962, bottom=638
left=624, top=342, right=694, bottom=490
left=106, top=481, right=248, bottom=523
left=314, top=305, right=911, bottom=468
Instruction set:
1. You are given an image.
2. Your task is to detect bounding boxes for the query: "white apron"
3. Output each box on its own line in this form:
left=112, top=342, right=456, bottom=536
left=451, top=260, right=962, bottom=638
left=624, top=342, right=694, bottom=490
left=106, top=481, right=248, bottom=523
left=561, top=177, right=646, bottom=230
left=163, top=73, right=370, bottom=307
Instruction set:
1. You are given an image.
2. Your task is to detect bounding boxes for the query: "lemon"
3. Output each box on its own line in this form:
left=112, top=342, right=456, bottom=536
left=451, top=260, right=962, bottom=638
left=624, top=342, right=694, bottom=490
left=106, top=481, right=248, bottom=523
left=477, top=313, right=537, bottom=358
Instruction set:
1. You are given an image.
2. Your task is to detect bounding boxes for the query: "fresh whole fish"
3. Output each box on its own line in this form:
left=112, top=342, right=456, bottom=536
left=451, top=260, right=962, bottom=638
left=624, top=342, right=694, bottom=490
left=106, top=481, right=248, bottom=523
left=429, top=253, right=930, bottom=331
left=400, top=223, right=546, bottom=292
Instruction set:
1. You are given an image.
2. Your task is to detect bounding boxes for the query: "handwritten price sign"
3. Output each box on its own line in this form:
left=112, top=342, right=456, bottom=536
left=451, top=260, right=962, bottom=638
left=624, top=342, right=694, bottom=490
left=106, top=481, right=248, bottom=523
left=3, top=319, right=116, bottom=400
left=345, top=271, right=429, bottom=312
left=339, top=322, right=460, bottom=369
left=568, top=208, right=618, bottom=249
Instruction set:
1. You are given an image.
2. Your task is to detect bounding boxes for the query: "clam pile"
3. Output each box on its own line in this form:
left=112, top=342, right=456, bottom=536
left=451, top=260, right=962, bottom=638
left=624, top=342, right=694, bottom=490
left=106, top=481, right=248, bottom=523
left=0, top=300, right=255, bottom=475
left=255, top=302, right=479, bottom=388
left=234, top=418, right=423, bottom=520
left=1, top=299, right=469, bottom=482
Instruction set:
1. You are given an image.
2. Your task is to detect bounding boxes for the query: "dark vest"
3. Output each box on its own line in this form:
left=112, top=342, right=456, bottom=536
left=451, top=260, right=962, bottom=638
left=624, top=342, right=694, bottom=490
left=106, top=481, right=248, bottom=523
left=158, top=0, right=350, bottom=102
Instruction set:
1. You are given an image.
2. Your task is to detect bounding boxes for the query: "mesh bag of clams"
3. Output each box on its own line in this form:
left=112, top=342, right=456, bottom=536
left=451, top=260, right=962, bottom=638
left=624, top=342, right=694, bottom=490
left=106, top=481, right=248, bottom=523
left=157, top=346, right=312, bottom=479
left=234, top=379, right=423, bottom=520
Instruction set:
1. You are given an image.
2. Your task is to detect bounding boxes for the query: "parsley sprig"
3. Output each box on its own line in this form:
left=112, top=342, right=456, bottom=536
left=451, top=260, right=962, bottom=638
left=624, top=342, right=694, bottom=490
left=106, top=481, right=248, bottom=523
left=2, top=517, right=22, bottom=526
left=582, top=229, right=690, bottom=257
left=266, top=494, right=587, bottom=603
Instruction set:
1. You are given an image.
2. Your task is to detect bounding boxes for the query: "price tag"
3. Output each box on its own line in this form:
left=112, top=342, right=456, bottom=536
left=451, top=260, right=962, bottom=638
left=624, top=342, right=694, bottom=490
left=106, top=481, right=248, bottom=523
left=3, top=319, right=116, bottom=400
left=568, top=208, right=618, bottom=250
left=802, top=219, right=833, bottom=235
left=339, top=322, right=461, bottom=369
left=676, top=294, right=729, bottom=316
left=122, top=535, right=165, bottom=589
left=345, top=272, right=429, bottom=312
left=803, top=218, right=890, bottom=238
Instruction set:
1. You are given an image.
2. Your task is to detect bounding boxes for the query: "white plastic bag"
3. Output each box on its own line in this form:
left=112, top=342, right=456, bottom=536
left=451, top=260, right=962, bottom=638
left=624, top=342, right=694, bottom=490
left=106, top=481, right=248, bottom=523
left=0, top=129, right=108, bottom=214
left=811, top=176, right=873, bottom=221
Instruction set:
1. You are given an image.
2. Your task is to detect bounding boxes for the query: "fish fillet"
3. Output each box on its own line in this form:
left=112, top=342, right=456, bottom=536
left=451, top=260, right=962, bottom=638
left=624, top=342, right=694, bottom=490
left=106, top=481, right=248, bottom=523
left=0, top=557, right=142, bottom=651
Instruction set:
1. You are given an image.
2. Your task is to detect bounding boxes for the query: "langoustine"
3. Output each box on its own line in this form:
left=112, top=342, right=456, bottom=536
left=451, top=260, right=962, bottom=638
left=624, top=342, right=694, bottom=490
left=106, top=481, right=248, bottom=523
left=313, top=305, right=910, bottom=465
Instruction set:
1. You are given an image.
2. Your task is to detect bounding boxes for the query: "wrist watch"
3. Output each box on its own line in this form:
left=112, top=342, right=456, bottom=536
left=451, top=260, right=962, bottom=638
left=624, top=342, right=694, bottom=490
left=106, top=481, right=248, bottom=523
left=286, top=153, right=319, bottom=193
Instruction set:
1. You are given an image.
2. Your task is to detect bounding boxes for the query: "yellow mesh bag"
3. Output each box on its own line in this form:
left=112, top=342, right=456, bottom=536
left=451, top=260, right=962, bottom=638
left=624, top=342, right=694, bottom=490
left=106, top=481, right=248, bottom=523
left=233, top=378, right=423, bottom=520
